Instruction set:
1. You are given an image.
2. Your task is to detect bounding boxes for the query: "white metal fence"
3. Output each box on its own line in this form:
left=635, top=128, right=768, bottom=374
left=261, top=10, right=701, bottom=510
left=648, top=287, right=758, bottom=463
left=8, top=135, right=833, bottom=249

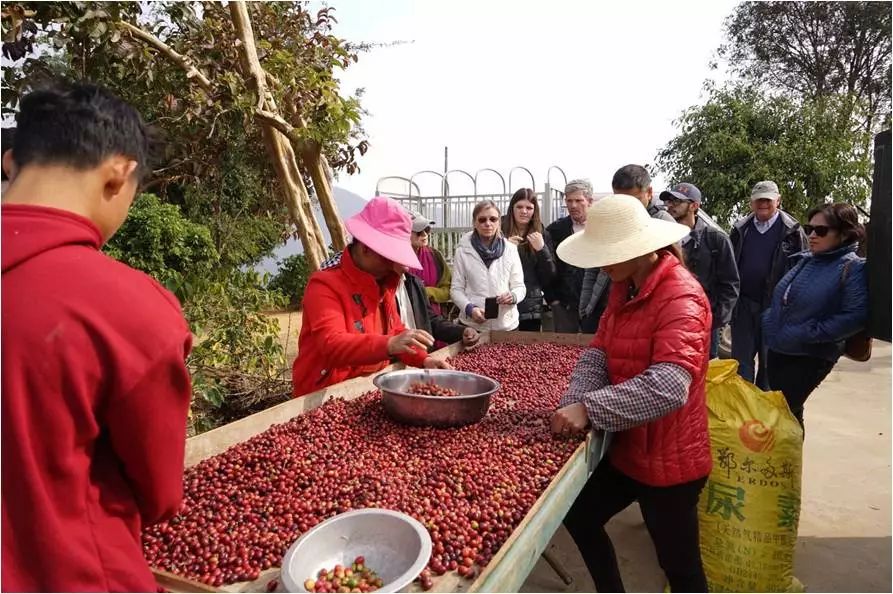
left=375, top=167, right=574, bottom=263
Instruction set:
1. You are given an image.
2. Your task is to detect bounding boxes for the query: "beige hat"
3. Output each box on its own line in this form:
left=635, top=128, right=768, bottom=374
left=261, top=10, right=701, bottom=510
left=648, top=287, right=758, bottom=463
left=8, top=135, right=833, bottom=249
left=556, top=194, right=691, bottom=268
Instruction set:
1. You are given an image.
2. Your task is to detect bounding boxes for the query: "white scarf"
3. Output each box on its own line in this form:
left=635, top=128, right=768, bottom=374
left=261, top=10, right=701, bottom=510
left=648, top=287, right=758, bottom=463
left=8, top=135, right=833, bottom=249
left=395, top=276, right=416, bottom=330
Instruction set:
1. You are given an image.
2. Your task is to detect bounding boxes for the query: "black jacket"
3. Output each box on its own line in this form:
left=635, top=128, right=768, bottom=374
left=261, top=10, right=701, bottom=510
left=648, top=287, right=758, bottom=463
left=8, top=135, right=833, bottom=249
left=729, top=211, right=808, bottom=309
left=500, top=215, right=558, bottom=321
left=544, top=216, right=585, bottom=309
left=683, top=218, right=740, bottom=329
left=401, top=273, right=464, bottom=348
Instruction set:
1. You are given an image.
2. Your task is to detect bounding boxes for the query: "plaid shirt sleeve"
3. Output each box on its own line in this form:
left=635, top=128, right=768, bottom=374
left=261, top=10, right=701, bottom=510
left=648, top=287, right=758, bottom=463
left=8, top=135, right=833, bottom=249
left=559, top=348, right=609, bottom=408
left=569, top=361, right=692, bottom=432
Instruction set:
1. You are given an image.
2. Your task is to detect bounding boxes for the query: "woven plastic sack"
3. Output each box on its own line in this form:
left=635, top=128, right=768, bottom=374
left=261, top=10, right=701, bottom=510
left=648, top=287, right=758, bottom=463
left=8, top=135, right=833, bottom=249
left=698, top=359, right=804, bottom=592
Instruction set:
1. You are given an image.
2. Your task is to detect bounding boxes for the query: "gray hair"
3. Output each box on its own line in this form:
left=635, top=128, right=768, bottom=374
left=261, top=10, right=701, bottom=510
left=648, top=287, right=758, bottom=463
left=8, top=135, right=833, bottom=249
left=612, top=164, right=651, bottom=192
left=564, top=178, right=593, bottom=199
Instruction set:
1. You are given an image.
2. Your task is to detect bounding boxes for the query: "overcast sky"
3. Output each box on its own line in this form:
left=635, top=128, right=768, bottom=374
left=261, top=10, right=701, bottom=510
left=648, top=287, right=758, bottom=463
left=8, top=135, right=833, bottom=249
left=324, top=0, right=739, bottom=199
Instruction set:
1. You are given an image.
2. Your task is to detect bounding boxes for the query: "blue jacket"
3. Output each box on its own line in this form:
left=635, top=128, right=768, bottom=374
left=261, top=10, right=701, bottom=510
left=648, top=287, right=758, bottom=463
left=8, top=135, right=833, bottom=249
left=762, top=243, right=868, bottom=361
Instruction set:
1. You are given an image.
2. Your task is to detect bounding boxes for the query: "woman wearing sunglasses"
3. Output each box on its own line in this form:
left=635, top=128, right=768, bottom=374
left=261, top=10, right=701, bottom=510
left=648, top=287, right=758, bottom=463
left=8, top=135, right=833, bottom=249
left=501, top=188, right=557, bottom=331
left=451, top=200, right=526, bottom=331
left=762, top=203, right=869, bottom=430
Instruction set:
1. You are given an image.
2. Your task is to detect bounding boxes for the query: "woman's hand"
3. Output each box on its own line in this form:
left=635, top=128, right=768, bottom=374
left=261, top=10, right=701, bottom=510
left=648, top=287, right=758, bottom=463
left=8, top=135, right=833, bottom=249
left=527, top=231, right=545, bottom=252
left=461, top=327, right=480, bottom=349
left=550, top=403, right=590, bottom=436
left=423, top=357, right=453, bottom=370
left=496, top=292, right=514, bottom=305
left=470, top=307, right=486, bottom=324
left=387, top=329, right=435, bottom=355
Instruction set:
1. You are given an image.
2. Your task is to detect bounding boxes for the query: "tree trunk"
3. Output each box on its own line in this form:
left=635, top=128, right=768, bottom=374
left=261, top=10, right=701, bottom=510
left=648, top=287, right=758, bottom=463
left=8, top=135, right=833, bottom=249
left=300, top=142, right=347, bottom=251
left=229, top=0, right=327, bottom=269
left=258, top=128, right=324, bottom=269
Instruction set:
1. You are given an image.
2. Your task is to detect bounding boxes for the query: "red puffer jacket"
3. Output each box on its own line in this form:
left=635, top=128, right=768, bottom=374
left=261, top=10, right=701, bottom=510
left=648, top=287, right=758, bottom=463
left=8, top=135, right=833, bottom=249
left=292, top=248, right=428, bottom=397
left=593, top=251, right=713, bottom=486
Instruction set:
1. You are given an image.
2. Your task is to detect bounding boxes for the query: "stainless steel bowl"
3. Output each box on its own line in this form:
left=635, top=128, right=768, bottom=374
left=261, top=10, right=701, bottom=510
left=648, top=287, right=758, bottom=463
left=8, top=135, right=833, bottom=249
left=281, top=508, right=432, bottom=593
left=373, top=369, right=500, bottom=427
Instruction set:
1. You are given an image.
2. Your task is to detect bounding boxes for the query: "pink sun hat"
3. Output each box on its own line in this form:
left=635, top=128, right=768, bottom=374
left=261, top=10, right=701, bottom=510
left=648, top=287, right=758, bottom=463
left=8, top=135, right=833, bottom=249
left=344, top=196, right=422, bottom=269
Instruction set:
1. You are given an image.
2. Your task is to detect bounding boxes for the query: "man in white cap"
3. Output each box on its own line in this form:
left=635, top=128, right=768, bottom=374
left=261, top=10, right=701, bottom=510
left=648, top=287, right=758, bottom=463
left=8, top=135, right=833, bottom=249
left=728, top=181, right=807, bottom=389
left=291, top=196, right=450, bottom=398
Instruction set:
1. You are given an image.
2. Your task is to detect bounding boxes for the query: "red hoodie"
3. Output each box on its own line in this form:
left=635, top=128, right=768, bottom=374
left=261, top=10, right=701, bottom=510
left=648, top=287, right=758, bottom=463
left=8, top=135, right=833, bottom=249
left=1, top=204, right=192, bottom=592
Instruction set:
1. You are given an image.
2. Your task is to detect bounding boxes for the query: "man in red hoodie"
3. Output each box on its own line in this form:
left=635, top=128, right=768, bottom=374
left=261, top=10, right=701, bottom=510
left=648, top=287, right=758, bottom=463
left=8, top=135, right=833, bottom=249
left=1, top=82, right=192, bottom=591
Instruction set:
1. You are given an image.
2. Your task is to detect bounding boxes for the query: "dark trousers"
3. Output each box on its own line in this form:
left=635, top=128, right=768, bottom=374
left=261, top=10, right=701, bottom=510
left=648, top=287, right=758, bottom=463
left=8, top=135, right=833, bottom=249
left=563, top=462, right=709, bottom=593
left=731, top=296, right=769, bottom=389
left=767, top=350, right=836, bottom=429
left=552, top=302, right=581, bottom=333
left=709, top=327, right=720, bottom=360
left=517, top=318, right=541, bottom=332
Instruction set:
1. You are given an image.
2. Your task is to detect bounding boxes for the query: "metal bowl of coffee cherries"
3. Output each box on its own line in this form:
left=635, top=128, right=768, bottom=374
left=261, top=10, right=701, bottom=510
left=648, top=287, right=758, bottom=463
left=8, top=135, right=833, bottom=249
left=373, top=369, right=500, bottom=428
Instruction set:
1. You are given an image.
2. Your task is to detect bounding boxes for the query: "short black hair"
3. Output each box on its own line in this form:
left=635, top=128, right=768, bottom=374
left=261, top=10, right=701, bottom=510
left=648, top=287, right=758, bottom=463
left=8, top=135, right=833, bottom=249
left=13, top=81, right=152, bottom=180
left=1, top=127, right=14, bottom=182
left=612, top=164, right=651, bottom=192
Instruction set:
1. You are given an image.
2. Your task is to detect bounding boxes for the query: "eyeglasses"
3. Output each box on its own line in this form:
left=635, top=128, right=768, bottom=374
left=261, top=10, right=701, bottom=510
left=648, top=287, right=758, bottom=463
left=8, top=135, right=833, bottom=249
left=413, top=227, right=430, bottom=236
left=803, top=224, right=834, bottom=237
left=662, top=198, right=686, bottom=206
left=476, top=216, right=499, bottom=224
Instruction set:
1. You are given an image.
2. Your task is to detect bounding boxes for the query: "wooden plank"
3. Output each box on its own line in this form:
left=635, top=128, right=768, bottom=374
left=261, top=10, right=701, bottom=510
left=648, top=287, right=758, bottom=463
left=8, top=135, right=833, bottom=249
left=154, top=569, right=221, bottom=593
left=162, top=331, right=600, bottom=593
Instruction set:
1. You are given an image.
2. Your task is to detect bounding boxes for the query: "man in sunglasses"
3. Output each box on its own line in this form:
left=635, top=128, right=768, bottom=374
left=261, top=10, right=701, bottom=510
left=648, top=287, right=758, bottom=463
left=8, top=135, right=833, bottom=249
left=729, top=181, right=808, bottom=389
left=661, top=183, right=739, bottom=359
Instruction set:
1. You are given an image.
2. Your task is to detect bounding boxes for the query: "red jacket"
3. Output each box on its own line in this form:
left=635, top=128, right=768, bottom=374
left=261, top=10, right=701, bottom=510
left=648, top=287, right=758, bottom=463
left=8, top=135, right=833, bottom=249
left=1, top=205, right=192, bottom=592
left=593, top=251, right=713, bottom=486
left=292, top=248, right=428, bottom=397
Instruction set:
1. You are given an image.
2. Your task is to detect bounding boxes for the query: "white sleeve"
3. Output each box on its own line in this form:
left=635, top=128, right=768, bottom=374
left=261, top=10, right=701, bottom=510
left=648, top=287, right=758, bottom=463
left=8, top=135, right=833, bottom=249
left=450, top=249, right=471, bottom=312
left=508, top=247, right=526, bottom=304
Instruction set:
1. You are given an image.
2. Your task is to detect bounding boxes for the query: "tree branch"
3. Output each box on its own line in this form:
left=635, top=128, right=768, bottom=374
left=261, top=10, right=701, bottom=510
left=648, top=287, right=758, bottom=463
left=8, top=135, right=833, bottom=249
left=254, top=108, right=308, bottom=149
left=117, top=20, right=213, bottom=92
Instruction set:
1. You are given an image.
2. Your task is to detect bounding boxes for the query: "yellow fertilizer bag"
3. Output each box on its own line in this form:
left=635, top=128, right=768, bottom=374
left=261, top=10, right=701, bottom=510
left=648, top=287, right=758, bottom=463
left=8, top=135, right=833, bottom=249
left=698, top=359, right=804, bottom=593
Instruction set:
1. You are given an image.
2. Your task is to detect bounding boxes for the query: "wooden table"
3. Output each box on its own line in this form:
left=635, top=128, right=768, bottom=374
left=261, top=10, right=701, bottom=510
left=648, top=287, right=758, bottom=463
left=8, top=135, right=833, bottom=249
left=156, top=331, right=606, bottom=593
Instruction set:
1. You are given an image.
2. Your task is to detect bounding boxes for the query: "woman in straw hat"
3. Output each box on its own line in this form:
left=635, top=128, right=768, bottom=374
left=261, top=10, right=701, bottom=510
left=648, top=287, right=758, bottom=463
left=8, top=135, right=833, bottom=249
left=551, top=194, right=713, bottom=592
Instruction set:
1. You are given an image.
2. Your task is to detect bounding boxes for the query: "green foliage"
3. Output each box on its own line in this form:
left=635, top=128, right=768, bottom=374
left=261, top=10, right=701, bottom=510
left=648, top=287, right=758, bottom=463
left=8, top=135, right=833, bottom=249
left=104, top=193, right=218, bottom=296
left=183, top=269, right=288, bottom=434
left=720, top=1, right=891, bottom=133
left=102, top=194, right=288, bottom=434
left=267, top=254, right=312, bottom=309
left=656, top=87, right=873, bottom=228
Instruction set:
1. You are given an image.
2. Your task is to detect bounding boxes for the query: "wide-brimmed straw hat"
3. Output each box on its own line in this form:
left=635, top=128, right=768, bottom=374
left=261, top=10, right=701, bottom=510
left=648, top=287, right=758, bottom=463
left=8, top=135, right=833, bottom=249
left=345, top=196, right=422, bottom=269
left=556, top=194, right=690, bottom=268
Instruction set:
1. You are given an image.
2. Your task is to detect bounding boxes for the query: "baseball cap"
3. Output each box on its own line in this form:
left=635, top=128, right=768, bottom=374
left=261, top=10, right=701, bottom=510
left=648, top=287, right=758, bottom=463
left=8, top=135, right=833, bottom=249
left=407, top=209, right=435, bottom=233
left=659, top=182, right=702, bottom=204
left=751, top=180, right=780, bottom=201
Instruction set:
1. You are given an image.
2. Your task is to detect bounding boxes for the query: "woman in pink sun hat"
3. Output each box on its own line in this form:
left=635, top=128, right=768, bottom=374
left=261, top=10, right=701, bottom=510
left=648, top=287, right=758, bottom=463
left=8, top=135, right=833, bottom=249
left=291, top=196, right=451, bottom=398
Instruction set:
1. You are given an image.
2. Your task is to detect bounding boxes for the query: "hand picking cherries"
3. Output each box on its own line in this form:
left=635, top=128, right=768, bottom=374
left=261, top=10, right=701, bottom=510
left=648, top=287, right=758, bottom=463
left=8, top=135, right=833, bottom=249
left=304, top=557, right=382, bottom=593
left=407, top=381, right=460, bottom=397
left=142, top=343, right=585, bottom=588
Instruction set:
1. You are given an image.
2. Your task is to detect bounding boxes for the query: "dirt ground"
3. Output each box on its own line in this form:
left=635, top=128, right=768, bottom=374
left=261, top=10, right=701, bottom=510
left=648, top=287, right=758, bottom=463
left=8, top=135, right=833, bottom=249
left=271, top=310, right=303, bottom=371
left=271, top=311, right=891, bottom=592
